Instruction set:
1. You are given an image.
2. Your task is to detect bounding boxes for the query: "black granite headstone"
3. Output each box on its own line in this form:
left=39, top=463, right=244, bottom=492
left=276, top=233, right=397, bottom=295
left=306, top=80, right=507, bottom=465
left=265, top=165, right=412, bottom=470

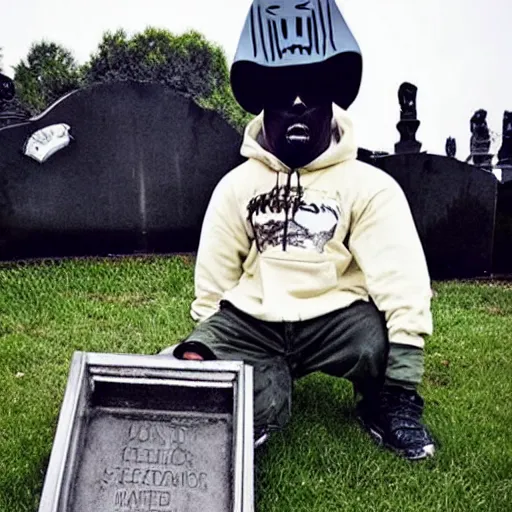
left=493, top=180, right=512, bottom=274
left=372, top=153, right=497, bottom=278
left=0, top=81, right=245, bottom=260
left=501, top=168, right=512, bottom=184
left=497, top=111, right=512, bottom=170
left=357, top=147, right=390, bottom=165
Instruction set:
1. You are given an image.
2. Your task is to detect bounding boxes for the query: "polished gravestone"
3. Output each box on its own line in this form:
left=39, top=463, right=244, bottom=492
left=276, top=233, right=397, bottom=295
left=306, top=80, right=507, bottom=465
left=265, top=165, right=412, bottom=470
left=38, top=353, right=254, bottom=512
left=373, top=153, right=498, bottom=279
left=497, top=111, right=512, bottom=186
left=493, top=180, right=512, bottom=275
left=0, top=81, right=245, bottom=260
left=497, top=111, right=512, bottom=168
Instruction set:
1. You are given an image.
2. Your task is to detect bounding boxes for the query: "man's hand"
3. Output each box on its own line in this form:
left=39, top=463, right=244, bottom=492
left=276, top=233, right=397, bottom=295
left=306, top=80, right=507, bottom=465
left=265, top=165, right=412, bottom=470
left=183, top=352, right=204, bottom=361
left=174, top=341, right=216, bottom=361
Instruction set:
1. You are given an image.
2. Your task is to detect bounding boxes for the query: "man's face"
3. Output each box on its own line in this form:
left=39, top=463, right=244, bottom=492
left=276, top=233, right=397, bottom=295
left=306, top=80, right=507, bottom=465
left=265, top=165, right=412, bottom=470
left=262, top=84, right=333, bottom=169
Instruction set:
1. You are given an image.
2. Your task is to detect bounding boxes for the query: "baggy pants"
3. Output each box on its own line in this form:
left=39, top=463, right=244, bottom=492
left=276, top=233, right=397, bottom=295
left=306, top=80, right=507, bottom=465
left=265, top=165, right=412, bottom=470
left=176, top=299, right=389, bottom=432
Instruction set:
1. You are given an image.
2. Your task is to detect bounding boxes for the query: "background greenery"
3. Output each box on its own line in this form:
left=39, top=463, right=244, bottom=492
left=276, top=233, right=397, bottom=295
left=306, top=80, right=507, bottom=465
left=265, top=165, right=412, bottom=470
left=0, top=256, right=510, bottom=511
left=4, top=28, right=252, bottom=131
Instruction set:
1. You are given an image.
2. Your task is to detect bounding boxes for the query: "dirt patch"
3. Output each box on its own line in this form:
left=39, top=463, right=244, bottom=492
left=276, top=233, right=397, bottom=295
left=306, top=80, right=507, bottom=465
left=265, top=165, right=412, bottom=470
left=480, top=306, right=507, bottom=316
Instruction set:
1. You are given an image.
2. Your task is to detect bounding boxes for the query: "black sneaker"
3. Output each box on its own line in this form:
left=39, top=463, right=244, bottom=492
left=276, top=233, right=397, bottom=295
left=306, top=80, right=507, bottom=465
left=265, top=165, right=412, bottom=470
left=356, top=386, right=436, bottom=460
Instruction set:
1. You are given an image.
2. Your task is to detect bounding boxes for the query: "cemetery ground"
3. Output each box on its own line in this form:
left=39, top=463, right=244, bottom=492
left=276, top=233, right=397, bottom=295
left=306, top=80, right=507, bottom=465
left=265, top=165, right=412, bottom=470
left=0, top=255, right=511, bottom=512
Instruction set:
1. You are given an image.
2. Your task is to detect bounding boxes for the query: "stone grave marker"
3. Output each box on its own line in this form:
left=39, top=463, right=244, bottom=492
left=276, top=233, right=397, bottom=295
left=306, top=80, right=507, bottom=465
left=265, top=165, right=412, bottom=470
left=38, top=352, right=254, bottom=512
left=0, top=81, right=245, bottom=260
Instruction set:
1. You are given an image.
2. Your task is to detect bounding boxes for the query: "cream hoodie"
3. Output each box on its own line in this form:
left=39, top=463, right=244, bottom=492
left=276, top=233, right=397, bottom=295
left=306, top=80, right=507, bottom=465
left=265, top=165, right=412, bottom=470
left=191, top=105, right=433, bottom=349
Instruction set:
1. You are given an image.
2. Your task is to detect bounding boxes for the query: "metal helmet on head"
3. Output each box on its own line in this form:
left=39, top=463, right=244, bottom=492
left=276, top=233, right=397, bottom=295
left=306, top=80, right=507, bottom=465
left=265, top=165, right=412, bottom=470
left=230, top=0, right=363, bottom=114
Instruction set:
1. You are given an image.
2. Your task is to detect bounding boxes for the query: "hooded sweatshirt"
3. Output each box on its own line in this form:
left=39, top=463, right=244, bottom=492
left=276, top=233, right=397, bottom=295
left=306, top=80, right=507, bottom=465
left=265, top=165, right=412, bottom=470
left=191, top=105, right=433, bottom=355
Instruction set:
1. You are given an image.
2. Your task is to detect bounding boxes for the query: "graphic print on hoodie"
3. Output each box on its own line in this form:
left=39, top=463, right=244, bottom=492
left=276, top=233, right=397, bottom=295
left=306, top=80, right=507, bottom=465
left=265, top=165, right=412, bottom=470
left=246, top=179, right=341, bottom=253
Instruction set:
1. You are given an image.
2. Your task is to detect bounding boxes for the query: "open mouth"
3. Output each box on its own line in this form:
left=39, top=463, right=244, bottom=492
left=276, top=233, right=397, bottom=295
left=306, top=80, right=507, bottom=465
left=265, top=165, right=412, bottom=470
left=286, top=123, right=310, bottom=144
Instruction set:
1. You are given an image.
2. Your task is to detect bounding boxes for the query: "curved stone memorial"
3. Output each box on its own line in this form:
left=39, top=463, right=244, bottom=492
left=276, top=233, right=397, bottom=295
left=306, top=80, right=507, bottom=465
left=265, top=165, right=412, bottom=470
left=0, top=81, right=244, bottom=260
left=493, top=180, right=512, bottom=275
left=38, top=352, right=254, bottom=512
left=373, top=153, right=498, bottom=279
left=498, top=111, right=512, bottom=184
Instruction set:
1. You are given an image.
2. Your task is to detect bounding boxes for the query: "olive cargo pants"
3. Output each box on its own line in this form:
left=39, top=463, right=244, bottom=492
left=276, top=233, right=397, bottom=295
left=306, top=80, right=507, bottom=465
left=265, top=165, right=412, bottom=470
left=174, top=300, right=388, bottom=432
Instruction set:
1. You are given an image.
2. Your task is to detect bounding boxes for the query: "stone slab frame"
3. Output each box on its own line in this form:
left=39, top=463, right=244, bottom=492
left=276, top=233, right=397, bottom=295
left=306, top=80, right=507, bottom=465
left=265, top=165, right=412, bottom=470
left=373, top=153, right=498, bottom=279
left=0, top=81, right=245, bottom=260
left=38, top=352, right=254, bottom=512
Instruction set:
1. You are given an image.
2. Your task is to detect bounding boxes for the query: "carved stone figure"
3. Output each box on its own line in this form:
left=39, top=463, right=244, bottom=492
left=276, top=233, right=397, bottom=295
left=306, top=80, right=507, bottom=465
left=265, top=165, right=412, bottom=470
left=0, top=73, right=15, bottom=102
left=395, top=82, right=421, bottom=154
left=497, top=110, right=512, bottom=167
left=0, top=73, right=30, bottom=129
left=445, top=137, right=456, bottom=158
left=398, top=82, right=418, bottom=121
left=469, top=109, right=492, bottom=168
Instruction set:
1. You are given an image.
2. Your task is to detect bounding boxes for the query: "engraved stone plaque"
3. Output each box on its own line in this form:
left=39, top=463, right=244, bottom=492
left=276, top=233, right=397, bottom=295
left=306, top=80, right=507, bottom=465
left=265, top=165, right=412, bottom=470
left=38, top=353, right=254, bottom=512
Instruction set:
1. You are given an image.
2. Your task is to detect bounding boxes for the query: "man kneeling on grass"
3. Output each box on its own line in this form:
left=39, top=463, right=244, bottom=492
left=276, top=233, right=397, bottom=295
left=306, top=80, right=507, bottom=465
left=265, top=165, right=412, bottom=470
left=162, top=0, right=435, bottom=460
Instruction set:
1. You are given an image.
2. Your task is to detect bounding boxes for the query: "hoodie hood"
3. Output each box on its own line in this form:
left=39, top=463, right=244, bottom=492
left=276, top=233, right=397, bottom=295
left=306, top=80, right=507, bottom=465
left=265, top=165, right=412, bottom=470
left=230, top=0, right=363, bottom=114
left=240, top=103, right=357, bottom=173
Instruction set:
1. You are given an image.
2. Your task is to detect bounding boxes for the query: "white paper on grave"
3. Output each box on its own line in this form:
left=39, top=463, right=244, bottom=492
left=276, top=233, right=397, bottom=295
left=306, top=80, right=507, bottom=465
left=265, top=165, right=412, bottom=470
left=23, top=123, right=72, bottom=163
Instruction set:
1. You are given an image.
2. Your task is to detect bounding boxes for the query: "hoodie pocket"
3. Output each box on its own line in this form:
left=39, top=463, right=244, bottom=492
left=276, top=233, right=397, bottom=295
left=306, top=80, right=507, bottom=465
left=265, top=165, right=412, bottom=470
left=259, top=255, right=338, bottom=301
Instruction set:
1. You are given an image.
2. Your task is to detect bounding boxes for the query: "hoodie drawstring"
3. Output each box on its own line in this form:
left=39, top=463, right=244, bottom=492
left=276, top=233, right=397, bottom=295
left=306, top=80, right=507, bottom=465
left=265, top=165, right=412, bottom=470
left=282, top=169, right=302, bottom=251
left=246, top=168, right=303, bottom=253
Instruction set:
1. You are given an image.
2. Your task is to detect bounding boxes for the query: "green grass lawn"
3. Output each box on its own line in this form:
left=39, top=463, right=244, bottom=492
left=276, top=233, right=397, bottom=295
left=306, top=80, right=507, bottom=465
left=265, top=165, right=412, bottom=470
left=0, top=256, right=511, bottom=512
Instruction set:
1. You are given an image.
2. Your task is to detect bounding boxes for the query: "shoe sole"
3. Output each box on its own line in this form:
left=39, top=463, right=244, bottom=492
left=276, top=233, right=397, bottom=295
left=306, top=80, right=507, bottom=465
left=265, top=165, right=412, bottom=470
left=254, top=432, right=269, bottom=449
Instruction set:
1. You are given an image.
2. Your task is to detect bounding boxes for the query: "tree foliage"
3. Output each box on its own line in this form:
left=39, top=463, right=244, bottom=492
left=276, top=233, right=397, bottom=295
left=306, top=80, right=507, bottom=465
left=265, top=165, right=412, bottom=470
left=84, top=27, right=251, bottom=131
left=13, top=41, right=82, bottom=114
left=85, top=28, right=223, bottom=97
left=11, top=29, right=252, bottom=130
